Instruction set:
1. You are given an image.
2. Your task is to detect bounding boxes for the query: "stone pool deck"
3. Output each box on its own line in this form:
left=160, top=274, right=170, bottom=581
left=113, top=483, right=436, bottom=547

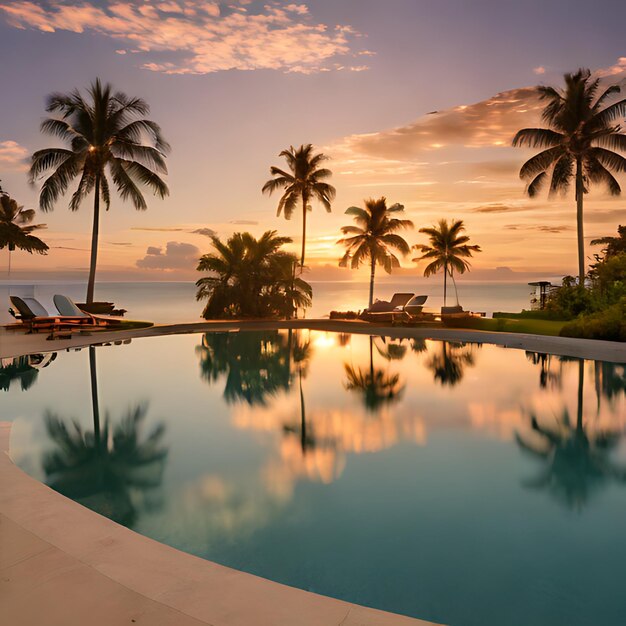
left=0, top=422, right=438, bottom=626
left=1, top=318, right=625, bottom=362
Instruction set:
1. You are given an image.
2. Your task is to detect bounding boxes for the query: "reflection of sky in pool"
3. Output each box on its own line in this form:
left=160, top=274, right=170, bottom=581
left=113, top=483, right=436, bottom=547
left=4, top=331, right=626, bottom=626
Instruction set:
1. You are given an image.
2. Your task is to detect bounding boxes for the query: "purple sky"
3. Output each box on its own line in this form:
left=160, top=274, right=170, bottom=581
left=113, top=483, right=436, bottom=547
left=0, top=0, right=625, bottom=279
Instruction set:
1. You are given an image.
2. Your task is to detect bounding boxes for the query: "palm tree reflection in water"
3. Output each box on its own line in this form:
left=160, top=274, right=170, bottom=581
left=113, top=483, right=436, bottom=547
left=43, top=346, right=168, bottom=526
left=425, top=341, right=479, bottom=387
left=197, top=331, right=297, bottom=406
left=344, top=336, right=405, bottom=412
left=516, top=360, right=626, bottom=511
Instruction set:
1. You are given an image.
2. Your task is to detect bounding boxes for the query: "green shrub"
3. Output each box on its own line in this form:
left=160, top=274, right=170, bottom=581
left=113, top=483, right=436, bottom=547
left=559, top=298, right=626, bottom=342
left=546, top=279, right=594, bottom=318
left=493, top=310, right=565, bottom=321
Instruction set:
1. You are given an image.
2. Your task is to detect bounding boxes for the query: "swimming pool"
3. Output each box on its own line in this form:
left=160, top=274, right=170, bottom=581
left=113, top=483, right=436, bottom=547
left=4, top=330, right=626, bottom=626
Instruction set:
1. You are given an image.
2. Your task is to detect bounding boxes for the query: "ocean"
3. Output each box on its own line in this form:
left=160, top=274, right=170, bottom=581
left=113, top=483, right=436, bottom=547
left=1, top=278, right=537, bottom=325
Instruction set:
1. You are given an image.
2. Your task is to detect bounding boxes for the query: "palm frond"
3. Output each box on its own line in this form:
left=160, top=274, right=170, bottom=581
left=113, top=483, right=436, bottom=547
left=519, top=146, right=564, bottom=179
left=512, top=128, right=564, bottom=149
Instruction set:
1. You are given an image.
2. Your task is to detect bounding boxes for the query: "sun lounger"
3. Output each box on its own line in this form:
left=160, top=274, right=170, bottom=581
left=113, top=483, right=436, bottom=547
left=8, top=295, right=108, bottom=334
left=360, top=293, right=415, bottom=323
left=404, top=295, right=428, bottom=318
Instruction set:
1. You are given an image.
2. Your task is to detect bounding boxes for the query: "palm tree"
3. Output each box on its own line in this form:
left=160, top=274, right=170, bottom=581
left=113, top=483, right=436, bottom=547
left=0, top=191, right=48, bottom=279
left=262, top=144, right=336, bottom=271
left=513, top=69, right=626, bottom=286
left=413, top=219, right=481, bottom=308
left=196, top=230, right=312, bottom=318
left=29, top=78, right=170, bottom=304
left=338, top=197, right=413, bottom=307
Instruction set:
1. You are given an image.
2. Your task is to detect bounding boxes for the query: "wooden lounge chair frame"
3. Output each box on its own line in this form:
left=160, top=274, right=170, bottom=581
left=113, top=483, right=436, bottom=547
left=360, top=293, right=420, bottom=323
left=7, top=296, right=109, bottom=337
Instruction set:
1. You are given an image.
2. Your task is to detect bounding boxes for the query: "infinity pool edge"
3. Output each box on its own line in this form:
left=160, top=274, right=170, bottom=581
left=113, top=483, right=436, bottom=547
left=2, top=318, right=625, bottom=363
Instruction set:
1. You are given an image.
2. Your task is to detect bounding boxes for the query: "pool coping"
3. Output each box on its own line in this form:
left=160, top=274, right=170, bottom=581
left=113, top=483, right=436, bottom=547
left=1, top=318, right=625, bottom=362
left=0, top=422, right=439, bottom=626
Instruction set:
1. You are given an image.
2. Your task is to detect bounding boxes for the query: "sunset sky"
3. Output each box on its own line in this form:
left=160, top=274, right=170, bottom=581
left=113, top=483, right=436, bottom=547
left=1, top=0, right=625, bottom=281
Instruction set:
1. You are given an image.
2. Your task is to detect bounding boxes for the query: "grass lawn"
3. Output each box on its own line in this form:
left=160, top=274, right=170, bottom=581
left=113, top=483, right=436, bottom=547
left=448, top=317, right=566, bottom=336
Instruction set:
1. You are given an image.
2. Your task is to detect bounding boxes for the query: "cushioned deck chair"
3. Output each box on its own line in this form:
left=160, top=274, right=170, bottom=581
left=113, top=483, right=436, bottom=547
left=360, top=292, right=415, bottom=323
left=404, top=295, right=428, bottom=318
left=54, top=295, right=122, bottom=328
left=8, top=296, right=102, bottom=334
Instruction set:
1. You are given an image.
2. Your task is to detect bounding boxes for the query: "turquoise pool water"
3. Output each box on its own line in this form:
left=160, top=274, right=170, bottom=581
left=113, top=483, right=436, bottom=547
left=4, top=331, right=626, bottom=626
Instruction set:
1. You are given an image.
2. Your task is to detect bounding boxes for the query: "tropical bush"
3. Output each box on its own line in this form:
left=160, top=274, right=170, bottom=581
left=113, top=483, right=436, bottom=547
left=546, top=226, right=626, bottom=340
left=546, top=277, right=595, bottom=318
left=196, top=230, right=312, bottom=319
left=560, top=298, right=626, bottom=342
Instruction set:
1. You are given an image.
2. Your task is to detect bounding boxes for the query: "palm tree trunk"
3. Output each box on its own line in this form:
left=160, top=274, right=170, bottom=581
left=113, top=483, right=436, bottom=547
left=300, top=191, right=307, bottom=272
left=89, top=346, right=101, bottom=446
left=369, top=255, right=376, bottom=308
left=290, top=259, right=297, bottom=319
left=86, top=175, right=101, bottom=305
left=450, top=268, right=460, bottom=306
left=7, top=248, right=11, bottom=282
left=443, top=261, right=448, bottom=307
left=575, top=157, right=585, bottom=287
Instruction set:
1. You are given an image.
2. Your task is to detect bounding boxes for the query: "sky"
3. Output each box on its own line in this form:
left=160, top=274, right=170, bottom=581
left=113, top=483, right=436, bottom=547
left=0, top=0, right=625, bottom=281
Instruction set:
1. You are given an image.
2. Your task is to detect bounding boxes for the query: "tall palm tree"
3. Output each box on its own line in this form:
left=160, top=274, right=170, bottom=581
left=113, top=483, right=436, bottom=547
left=413, top=219, right=481, bottom=307
left=513, top=69, right=626, bottom=286
left=0, top=191, right=48, bottom=279
left=29, top=78, right=170, bottom=304
left=338, top=197, right=413, bottom=307
left=262, top=144, right=336, bottom=271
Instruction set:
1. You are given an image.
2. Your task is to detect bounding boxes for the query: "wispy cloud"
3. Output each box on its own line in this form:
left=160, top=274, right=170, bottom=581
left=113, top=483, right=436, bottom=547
left=0, top=140, right=28, bottom=170
left=470, top=203, right=535, bottom=214
left=597, top=56, right=626, bottom=78
left=136, top=241, right=200, bottom=270
left=131, top=226, right=185, bottom=232
left=338, top=87, right=543, bottom=159
left=504, top=224, right=573, bottom=234
left=191, top=227, right=217, bottom=237
left=0, top=1, right=368, bottom=74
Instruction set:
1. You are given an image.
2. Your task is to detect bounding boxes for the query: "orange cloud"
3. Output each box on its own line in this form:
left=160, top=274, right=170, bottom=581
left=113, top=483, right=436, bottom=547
left=0, top=140, right=28, bottom=170
left=340, top=87, right=543, bottom=159
left=0, top=1, right=367, bottom=74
